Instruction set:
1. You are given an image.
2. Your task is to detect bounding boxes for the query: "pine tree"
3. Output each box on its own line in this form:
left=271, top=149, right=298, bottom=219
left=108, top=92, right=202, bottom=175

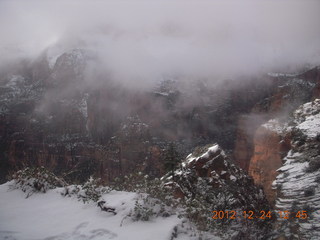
left=163, top=142, right=180, bottom=182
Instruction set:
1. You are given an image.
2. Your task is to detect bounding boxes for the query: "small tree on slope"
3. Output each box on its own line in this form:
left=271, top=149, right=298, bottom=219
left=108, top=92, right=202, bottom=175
left=163, top=142, right=180, bottom=182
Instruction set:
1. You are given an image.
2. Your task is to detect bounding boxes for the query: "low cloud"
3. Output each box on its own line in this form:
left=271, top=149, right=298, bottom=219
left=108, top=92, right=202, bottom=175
left=1, top=0, right=320, bottom=87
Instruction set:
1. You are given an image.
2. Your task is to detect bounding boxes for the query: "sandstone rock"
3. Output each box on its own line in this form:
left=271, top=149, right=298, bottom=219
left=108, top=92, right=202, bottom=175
left=164, top=144, right=270, bottom=213
left=248, top=123, right=287, bottom=204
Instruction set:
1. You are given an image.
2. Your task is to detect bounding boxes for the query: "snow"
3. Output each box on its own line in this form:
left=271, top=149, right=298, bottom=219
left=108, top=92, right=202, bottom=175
left=294, top=99, right=320, bottom=138
left=267, top=72, right=297, bottom=78
left=269, top=99, right=320, bottom=239
left=153, top=91, right=169, bottom=96
left=274, top=148, right=320, bottom=239
left=78, top=93, right=89, bottom=119
left=0, top=182, right=182, bottom=240
left=229, top=175, right=237, bottom=181
left=5, top=75, right=24, bottom=88
left=206, top=144, right=219, bottom=155
left=296, top=114, right=320, bottom=138
left=199, top=144, right=219, bottom=159
left=186, top=156, right=196, bottom=164
left=185, top=144, right=219, bottom=165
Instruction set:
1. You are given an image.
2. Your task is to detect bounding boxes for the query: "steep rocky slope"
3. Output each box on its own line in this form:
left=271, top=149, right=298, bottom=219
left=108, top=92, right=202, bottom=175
left=163, top=144, right=272, bottom=239
left=234, top=67, right=320, bottom=174
left=231, top=68, right=320, bottom=238
left=169, top=144, right=268, bottom=207
left=0, top=49, right=96, bottom=183
left=272, top=99, right=320, bottom=239
left=238, top=98, right=320, bottom=239
left=248, top=120, right=290, bottom=203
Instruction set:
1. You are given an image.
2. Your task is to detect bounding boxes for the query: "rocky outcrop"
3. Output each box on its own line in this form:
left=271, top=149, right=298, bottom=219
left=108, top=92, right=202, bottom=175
left=165, top=144, right=270, bottom=210
left=163, top=144, right=272, bottom=239
left=272, top=99, right=320, bottom=239
left=295, top=66, right=320, bottom=99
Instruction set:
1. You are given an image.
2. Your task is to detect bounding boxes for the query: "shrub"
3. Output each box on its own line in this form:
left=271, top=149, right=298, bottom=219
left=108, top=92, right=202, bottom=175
left=10, top=166, right=66, bottom=198
left=129, top=193, right=176, bottom=222
left=62, top=177, right=110, bottom=203
left=111, top=173, right=178, bottom=207
left=292, top=128, right=307, bottom=147
left=306, top=157, right=320, bottom=173
left=111, top=172, right=147, bottom=192
left=315, top=176, right=320, bottom=183
left=79, top=177, right=102, bottom=203
left=131, top=196, right=155, bottom=221
left=301, top=204, right=314, bottom=220
left=304, top=187, right=315, bottom=197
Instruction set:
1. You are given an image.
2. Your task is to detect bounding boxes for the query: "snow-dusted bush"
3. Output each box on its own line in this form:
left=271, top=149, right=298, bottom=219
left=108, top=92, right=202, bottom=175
left=129, top=193, right=176, bottom=222
left=112, top=172, right=149, bottom=192
left=78, top=177, right=103, bottom=203
left=10, top=166, right=66, bottom=198
left=304, top=187, right=315, bottom=197
left=315, top=176, right=320, bottom=183
left=9, top=167, right=109, bottom=203
left=112, top=173, right=178, bottom=207
left=112, top=174, right=179, bottom=223
left=112, top=173, right=179, bottom=221
left=183, top=197, right=213, bottom=231
left=131, top=196, right=155, bottom=221
left=306, top=157, right=320, bottom=173
left=62, top=177, right=110, bottom=203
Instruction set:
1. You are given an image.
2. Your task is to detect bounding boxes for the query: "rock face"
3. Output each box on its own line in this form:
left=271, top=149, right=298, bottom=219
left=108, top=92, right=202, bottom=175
left=299, top=66, right=320, bottom=99
left=248, top=121, right=289, bottom=204
left=163, top=144, right=272, bottom=239
left=234, top=68, right=320, bottom=203
left=233, top=114, right=267, bottom=172
left=272, top=99, right=320, bottom=239
left=167, top=144, right=269, bottom=211
left=234, top=93, right=320, bottom=238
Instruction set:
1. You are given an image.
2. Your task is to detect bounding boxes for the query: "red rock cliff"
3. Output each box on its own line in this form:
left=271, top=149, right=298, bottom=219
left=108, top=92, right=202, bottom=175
left=248, top=125, right=284, bottom=203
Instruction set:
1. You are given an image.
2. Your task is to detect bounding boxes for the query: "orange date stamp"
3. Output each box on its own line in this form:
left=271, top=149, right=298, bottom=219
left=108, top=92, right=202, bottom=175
left=211, top=210, right=308, bottom=220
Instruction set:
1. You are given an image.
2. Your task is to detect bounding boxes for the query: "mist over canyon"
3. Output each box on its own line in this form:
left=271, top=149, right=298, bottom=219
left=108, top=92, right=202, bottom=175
left=1, top=0, right=320, bottom=85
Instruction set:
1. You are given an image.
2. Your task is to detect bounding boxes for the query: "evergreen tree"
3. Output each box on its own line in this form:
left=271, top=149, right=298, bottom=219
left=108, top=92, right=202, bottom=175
left=163, top=142, right=180, bottom=181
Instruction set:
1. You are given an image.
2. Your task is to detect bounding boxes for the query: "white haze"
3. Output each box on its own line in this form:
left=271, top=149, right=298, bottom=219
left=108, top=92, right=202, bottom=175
left=0, top=0, right=320, bottom=87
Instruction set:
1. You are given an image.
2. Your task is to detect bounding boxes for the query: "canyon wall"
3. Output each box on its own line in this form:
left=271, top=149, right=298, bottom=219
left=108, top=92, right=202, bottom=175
left=234, top=67, right=320, bottom=204
left=248, top=123, right=290, bottom=203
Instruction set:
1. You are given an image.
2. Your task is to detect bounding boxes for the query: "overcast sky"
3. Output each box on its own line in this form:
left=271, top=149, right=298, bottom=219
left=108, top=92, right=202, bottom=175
left=1, top=0, right=320, bottom=85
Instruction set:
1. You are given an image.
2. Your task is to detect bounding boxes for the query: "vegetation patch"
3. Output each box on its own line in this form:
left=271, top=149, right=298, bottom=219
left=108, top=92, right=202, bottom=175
left=9, top=166, right=67, bottom=198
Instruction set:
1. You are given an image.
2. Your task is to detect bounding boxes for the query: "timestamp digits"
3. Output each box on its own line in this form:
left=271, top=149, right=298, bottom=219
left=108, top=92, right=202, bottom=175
left=211, top=210, right=308, bottom=220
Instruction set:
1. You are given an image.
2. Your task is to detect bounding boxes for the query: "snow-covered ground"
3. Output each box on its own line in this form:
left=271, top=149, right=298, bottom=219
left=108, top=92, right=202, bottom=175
left=294, top=99, right=320, bottom=138
left=0, top=182, right=191, bottom=240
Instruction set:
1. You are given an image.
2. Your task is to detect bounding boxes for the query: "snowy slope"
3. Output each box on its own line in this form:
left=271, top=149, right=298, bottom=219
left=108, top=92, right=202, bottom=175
left=0, top=182, right=194, bottom=240
left=293, top=99, right=320, bottom=138
left=272, top=99, right=320, bottom=239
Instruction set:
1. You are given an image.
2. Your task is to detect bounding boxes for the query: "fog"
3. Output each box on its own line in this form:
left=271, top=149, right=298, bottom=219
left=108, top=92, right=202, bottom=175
left=1, top=0, right=320, bottom=87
